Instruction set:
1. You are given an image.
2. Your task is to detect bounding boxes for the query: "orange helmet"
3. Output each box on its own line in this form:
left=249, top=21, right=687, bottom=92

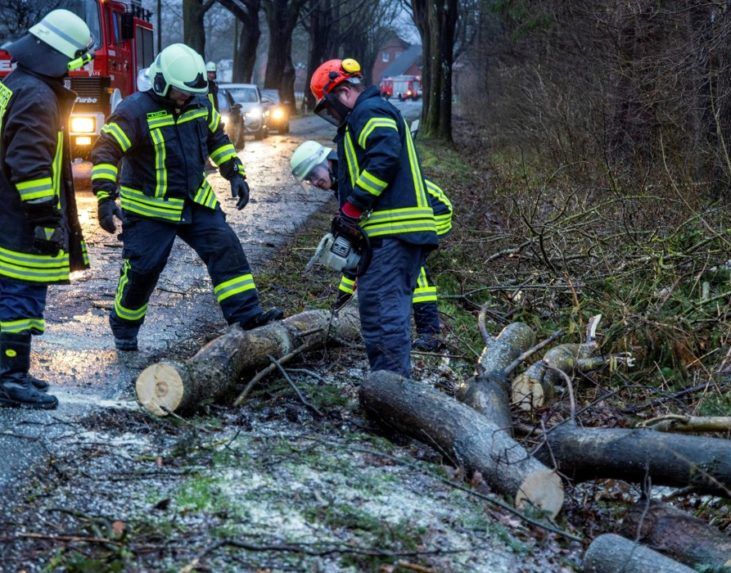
left=310, top=58, right=363, bottom=102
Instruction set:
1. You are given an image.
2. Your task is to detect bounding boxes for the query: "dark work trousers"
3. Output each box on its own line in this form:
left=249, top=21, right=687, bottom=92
left=412, top=259, right=440, bottom=336
left=357, top=238, right=423, bottom=378
left=110, top=202, right=262, bottom=339
left=0, top=277, right=47, bottom=335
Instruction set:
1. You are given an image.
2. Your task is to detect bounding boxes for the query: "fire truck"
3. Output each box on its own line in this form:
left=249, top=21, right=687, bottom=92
left=0, top=0, right=155, bottom=158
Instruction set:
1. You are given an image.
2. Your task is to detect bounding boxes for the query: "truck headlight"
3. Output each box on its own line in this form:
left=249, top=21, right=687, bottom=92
left=70, top=116, right=96, bottom=133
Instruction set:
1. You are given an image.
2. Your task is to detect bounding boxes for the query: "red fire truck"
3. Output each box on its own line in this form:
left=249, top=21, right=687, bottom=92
left=0, top=0, right=155, bottom=158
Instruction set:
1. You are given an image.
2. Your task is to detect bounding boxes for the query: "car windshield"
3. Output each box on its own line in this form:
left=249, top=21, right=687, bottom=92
left=262, top=90, right=280, bottom=103
left=226, top=87, right=259, bottom=104
left=0, top=0, right=101, bottom=50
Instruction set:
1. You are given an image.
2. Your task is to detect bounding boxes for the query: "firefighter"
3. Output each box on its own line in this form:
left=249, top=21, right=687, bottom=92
left=206, top=61, right=219, bottom=112
left=310, top=59, right=438, bottom=377
left=90, top=43, right=282, bottom=352
left=291, top=140, right=452, bottom=351
left=0, top=9, right=94, bottom=409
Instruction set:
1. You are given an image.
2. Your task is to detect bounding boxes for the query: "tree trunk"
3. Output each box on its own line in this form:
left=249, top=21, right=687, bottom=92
left=583, top=534, right=695, bottom=573
left=136, top=307, right=361, bottom=416
left=360, top=370, right=564, bottom=518
left=183, top=0, right=209, bottom=56
left=458, top=322, right=535, bottom=433
left=219, top=0, right=261, bottom=83
left=622, top=500, right=731, bottom=569
left=534, top=422, right=731, bottom=496
left=411, top=0, right=457, bottom=142
left=303, top=0, right=331, bottom=111
left=263, top=0, right=301, bottom=112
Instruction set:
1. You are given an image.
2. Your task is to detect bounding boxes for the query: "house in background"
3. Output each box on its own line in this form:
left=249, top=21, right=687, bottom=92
left=372, top=33, right=422, bottom=83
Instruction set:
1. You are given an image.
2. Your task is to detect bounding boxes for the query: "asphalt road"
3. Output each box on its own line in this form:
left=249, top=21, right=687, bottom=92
left=0, top=100, right=422, bottom=493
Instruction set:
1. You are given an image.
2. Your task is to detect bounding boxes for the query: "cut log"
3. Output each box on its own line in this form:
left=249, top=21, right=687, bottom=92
left=361, top=370, right=564, bottom=517
left=512, top=345, right=633, bottom=411
left=534, top=422, right=731, bottom=497
left=583, top=533, right=695, bottom=573
left=621, top=500, right=731, bottom=569
left=638, top=414, right=731, bottom=433
left=136, top=307, right=361, bottom=416
left=511, top=343, right=592, bottom=411
left=459, top=322, right=536, bottom=433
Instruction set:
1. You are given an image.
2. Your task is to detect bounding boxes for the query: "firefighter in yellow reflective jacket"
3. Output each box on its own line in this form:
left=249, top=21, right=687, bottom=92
left=291, top=140, right=452, bottom=351
left=0, top=9, right=94, bottom=409
left=91, top=44, right=281, bottom=351
left=311, top=59, right=439, bottom=377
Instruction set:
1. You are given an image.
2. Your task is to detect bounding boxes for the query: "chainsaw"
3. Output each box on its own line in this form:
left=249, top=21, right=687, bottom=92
left=305, top=226, right=371, bottom=276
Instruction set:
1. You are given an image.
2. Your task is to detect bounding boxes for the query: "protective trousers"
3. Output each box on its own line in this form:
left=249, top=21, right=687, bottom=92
left=110, top=203, right=262, bottom=340
left=412, top=265, right=440, bottom=336
left=0, top=277, right=47, bottom=335
left=357, top=238, right=423, bottom=378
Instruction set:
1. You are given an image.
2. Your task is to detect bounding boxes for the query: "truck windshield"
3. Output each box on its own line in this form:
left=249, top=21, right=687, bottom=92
left=0, top=0, right=101, bottom=50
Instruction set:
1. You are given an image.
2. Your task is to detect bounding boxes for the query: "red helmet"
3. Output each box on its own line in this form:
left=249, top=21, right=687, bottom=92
left=310, top=58, right=363, bottom=102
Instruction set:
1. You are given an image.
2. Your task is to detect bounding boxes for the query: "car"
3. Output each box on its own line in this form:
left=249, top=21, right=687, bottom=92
left=218, top=83, right=268, bottom=140
left=217, top=89, right=246, bottom=151
left=261, top=89, right=290, bottom=134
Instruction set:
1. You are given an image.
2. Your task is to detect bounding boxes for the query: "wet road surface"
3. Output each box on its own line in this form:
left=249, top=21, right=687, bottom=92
left=0, top=101, right=421, bottom=492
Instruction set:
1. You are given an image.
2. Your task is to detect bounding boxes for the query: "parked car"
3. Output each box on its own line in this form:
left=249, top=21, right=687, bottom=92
left=217, top=89, right=246, bottom=150
left=218, top=83, right=268, bottom=140
left=261, top=89, right=290, bottom=134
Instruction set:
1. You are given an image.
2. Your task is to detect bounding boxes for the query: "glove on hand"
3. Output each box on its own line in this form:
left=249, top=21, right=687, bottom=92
left=331, top=203, right=362, bottom=243
left=230, top=175, right=250, bottom=210
left=98, top=199, right=124, bottom=234
left=332, top=289, right=353, bottom=312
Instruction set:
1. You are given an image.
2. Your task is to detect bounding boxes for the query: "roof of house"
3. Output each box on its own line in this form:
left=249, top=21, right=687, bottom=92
left=381, top=44, right=422, bottom=78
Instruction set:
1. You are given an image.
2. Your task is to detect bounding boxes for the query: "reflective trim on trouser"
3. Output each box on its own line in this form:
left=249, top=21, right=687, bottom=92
left=412, top=265, right=439, bottom=336
left=338, top=275, right=356, bottom=295
left=357, top=239, right=422, bottom=378
left=177, top=205, right=262, bottom=326
left=412, top=266, right=437, bottom=304
left=0, top=278, right=47, bottom=336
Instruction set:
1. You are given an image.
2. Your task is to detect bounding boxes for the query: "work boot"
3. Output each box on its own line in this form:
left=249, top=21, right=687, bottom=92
left=0, top=333, right=58, bottom=410
left=240, top=307, right=284, bottom=330
left=109, top=315, right=139, bottom=351
left=28, top=374, right=49, bottom=392
left=413, top=334, right=445, bottom=352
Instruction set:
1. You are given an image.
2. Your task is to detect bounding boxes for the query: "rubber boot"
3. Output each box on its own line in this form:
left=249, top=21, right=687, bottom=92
left=0, top=333, right=58, bottom=410
left=240, top=307, right=284, bottom=330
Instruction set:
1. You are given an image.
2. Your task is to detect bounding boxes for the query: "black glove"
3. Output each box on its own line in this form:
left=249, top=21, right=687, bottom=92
left=98, top=199, right=124, bottom=233
left=331, top=211, right=361, bottom=243
left=33, top=226, right=64, bottom=256
left=332, top=289, right=353, bottom=312
left=230, top=175, right=250, bottom=210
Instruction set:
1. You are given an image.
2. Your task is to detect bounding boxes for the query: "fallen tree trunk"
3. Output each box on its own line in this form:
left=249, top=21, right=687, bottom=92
left=136, top=308, right=361, bottom=416
left=583, top=534, right=695, bottom=573
left=534, top=422, right=731, bottom=497
left=458, top=322, right=536, bottom=433
left=621, top=500, right=731, bottom=569
left=361, top=370, right=564, bottom=517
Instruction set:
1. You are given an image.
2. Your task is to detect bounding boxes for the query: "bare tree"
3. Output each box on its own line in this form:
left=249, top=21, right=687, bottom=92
left=183, top=0, right=216, bottom=55
left=218, top=0, right=261, bottom=82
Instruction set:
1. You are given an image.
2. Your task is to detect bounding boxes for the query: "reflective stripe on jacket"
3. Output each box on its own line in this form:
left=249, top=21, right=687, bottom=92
left=335, top=86, right=438, bottom=247
left=91, top=90, right=243, bottom=223
left=0, top=68, right=89, bottom=284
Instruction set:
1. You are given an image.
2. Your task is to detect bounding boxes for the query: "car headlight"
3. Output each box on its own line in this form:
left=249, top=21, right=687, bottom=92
left=70, top=116, right=95, bottom=133
left=271, top=107, right=286, bottom=121
left=220, top=113, right=230, bottom=127
left=246, top=107, right=262, bottom=119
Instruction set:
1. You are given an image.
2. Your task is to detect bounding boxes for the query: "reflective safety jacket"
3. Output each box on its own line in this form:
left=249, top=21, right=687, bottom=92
left=330, top=157, right=452, bottom=238
left=91, top=90, right=243, bottom=223
left=335, top=86, right=438, bottom=247
left=0, top=68, right=89, bottom=285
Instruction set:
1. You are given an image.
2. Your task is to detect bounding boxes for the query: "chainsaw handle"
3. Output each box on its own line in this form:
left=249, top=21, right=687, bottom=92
left=355, top=225, right=372, bottom=277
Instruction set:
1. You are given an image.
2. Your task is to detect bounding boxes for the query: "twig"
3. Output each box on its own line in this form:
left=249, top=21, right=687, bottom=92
left=0, top=532, right=121, bottom=546
left=478, top=303, right=492, bottom=347
left=545, top=365, right=577, bottom=421
left=233, top=341, right=317, bottom=406
left=266, top=354, right=324, bottom=417
left=503, top=329, right=564, bottom=376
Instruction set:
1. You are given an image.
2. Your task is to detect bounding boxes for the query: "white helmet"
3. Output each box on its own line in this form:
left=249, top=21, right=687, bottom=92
left=291, top=141, right=331, bottom=181
left=150, top=44, right=208, bottom=97
left=6, top=9, right=94, bottom=77
left=206, top=61, right=217, bottom=73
